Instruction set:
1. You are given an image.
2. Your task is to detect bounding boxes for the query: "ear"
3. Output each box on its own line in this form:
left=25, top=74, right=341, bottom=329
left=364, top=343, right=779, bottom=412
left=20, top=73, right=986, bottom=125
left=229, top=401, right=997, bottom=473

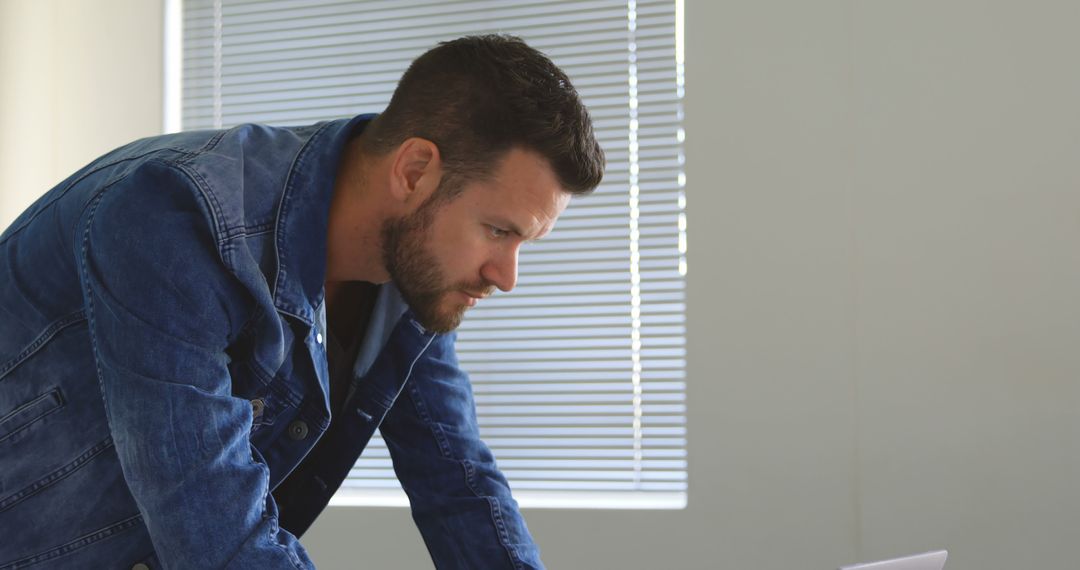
left=388, top=137, right=442, bottom=209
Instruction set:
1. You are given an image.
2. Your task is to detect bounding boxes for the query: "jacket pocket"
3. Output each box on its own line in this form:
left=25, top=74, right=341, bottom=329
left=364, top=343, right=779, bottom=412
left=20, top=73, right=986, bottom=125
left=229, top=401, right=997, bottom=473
left=0, top=388, right=64, bottom=444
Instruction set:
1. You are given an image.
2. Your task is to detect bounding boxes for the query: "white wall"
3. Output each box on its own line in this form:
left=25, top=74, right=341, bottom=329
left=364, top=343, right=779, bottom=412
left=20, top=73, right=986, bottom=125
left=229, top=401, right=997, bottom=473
left=3, top=1, right=1079, bottom=569
left=0, top=0, right=163, bottom=228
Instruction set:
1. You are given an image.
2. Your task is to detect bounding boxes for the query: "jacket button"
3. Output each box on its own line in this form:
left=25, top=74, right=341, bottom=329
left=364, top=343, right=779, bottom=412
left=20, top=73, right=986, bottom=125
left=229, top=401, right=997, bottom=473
left=287, top=420, right=309, bottom=440
left=250, top=399, right=264, bottom=418
left=132, top=564, right=150, bottom=570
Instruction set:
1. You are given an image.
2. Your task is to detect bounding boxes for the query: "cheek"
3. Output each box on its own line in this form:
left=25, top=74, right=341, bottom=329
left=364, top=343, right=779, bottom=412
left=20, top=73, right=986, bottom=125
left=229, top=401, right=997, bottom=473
left=430, top=220, right=489, bottom=275
left=438, top=242, right=486, bottom=282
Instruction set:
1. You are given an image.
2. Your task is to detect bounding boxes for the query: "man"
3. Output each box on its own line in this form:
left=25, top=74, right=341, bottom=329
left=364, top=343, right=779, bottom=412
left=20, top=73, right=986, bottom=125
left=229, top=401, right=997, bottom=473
left=0, top=35, right=603, bottom=569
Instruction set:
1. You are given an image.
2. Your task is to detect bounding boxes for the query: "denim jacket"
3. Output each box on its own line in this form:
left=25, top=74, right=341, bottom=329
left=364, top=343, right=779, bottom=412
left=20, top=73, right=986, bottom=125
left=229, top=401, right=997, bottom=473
left=0, top=115, right=542, bottom=569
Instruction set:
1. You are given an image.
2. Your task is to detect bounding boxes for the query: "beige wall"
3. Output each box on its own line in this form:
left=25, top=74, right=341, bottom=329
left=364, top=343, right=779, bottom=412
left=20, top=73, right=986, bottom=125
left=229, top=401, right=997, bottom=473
left=3, top=1, right=1079, bottom=569
left=0, top=0, right=163, bottom=228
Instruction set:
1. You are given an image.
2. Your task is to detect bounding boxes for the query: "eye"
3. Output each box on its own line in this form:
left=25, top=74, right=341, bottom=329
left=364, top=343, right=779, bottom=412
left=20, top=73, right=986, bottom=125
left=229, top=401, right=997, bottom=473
left=486, top=225, right=509, bottom=239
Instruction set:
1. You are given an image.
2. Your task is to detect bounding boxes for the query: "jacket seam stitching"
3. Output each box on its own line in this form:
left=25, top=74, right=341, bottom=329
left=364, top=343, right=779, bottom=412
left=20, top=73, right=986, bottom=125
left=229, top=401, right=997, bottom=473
left=271, top=120, right=338, bottom=301
left=174, top=128, right=230, bottom=164
left=79, top=188, right=116, bottom=440
left=242, top=448, right=306, bottom=570
left=0, top=511, right=142, bottom=570
left=0, top=436, right=115, bottom=513
left=0, top=388, right=65, bottom=444
left=462, top=461, right=523, bottom=569
left=276, top=307, right=313, bottom=327
left=244, top=358, right=305, bottom=411
left=0, top=309, right=86, bottom=381
left=170, top=161, right=233, bottom=247
left=404, top=335, right=522, bottom=569
left=266, top=511, right=306, bottom=570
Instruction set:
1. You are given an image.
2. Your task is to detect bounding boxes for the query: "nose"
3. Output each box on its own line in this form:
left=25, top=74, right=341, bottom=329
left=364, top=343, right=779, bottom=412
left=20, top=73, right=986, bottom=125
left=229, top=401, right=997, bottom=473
left=481, top=246, right=519, bottom=293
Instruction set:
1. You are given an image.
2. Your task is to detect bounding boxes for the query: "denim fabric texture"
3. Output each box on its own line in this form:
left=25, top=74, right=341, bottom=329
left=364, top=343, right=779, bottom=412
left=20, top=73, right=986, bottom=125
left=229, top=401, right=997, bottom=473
left=0, top=115, right=542, bottom=569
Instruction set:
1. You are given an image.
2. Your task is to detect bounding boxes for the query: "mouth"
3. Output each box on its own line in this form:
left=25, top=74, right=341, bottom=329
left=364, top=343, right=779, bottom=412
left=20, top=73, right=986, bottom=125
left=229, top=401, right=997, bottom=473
left=459, top=290, right=482, bottom=307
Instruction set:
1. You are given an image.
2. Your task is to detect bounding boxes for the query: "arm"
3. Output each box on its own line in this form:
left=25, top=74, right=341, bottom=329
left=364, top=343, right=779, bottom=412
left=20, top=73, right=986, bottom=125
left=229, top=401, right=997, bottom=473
left=379, top=329, right=543, bottom=570
left=78, top=162, right=314, bottom=569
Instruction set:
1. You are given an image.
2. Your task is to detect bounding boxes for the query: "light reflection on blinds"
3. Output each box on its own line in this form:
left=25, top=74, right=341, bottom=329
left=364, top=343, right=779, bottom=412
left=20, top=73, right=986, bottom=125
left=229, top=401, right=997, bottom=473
left=182, top=0, right=686, bottom=508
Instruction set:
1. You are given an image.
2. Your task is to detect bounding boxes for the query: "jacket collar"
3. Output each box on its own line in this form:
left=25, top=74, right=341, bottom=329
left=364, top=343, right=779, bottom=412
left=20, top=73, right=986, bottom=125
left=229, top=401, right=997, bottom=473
left=272, top=113, right=376, bottom=324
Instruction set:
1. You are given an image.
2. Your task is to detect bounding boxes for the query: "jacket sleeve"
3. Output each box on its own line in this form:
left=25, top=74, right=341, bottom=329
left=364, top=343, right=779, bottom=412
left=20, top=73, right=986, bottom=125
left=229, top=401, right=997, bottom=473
left=379, top=329, right=544, bottom=570
left=77, top=162, right=315, bottom=569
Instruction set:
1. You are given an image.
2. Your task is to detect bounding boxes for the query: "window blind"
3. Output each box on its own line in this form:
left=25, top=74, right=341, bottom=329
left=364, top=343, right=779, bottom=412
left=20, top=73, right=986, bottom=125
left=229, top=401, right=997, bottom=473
left=180, top=0, right=687, bottom=509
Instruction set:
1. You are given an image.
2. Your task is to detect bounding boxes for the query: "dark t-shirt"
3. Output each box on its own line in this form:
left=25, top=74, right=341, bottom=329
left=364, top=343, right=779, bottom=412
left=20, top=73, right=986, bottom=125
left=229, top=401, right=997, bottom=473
left=325, top=281, right=379, bottom=415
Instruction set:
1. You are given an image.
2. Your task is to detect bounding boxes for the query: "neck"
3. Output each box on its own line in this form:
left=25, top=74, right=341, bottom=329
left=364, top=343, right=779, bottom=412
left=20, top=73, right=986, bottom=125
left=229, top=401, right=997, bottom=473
left=325, top=137, right=392, bottom=287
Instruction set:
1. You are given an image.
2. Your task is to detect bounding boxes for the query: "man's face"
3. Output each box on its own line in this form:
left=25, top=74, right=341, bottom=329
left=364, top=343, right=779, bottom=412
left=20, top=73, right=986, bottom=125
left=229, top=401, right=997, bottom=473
left=382, top=148, right=571, bottom=333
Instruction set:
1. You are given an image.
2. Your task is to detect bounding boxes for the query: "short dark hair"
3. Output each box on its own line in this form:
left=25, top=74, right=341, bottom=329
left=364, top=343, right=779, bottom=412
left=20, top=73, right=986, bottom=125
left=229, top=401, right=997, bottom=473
left=362, top=34, right=605, bottom=198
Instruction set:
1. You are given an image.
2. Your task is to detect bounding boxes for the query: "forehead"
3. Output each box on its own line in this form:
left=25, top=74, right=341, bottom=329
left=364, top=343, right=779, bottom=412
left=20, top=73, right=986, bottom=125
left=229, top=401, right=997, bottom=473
left=460, top=148, right=571, bottom=239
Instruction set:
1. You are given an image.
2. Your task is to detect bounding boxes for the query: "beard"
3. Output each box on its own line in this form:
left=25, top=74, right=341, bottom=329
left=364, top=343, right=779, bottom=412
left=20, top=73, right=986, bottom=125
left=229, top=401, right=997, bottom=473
left=381, top=193, right=492, bottom=333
